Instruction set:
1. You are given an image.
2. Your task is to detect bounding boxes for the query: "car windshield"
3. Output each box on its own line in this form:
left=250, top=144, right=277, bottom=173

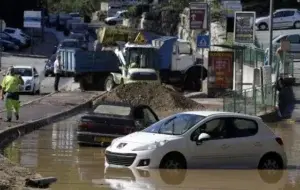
left=14, top=68, right=33, bottom=76
left=94, top=104, right=131, bottom=116
left=143, top=113, right=205, bottom=135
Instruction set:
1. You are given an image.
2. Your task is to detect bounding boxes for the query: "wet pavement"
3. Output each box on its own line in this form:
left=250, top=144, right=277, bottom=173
left=3, top=113, right=300, bottom=190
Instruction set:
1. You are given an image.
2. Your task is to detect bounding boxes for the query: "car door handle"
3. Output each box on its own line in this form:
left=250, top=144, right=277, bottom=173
left=221, top=144, right=230, bottom=149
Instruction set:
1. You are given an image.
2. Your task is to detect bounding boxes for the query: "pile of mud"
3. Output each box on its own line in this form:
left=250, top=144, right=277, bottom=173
left=98, top=82, right=204, bottom=112
left=0, top=158, right=37, bottom=190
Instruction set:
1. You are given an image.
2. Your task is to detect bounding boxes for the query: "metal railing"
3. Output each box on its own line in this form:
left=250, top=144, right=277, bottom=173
left=223, top=84, right=276, bottom=115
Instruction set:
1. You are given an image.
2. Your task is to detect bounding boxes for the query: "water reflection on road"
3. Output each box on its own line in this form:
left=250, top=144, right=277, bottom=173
left=3, top=115, right=300, bottom=190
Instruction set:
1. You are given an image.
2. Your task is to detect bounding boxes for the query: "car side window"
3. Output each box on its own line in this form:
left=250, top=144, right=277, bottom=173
left=283, top=11, right=295, bottom=17
left=274, top=11, right=283, bottom=18
left=4, top=29, right=14, bottom=34
left=190, top=119, right=227, bottom=141
left=231, top=118, right=258, bottom=137
left=142, top=108, right=157, bottom=126
left=287, top=35, right=300, bottom=44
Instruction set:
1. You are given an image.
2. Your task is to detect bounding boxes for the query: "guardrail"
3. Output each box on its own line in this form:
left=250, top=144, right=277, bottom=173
left=223, top=84, right=276, bottom=115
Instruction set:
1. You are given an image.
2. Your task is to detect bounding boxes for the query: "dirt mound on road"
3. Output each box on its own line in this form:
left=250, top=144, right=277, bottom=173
left=98, top=82, right=204, bottom=112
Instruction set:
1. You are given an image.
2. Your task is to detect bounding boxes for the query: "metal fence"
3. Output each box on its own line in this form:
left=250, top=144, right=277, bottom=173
left=223, top=46, right=294, bottom=115
left=223, top=84, right=276, bottom=115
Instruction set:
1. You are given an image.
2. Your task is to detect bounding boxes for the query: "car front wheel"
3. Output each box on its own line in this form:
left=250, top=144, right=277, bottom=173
left=294, top=21, right=300, bottom=29
left=159, top=154, right=187, bottom=169
left=258, top=23, right=268, bottom=30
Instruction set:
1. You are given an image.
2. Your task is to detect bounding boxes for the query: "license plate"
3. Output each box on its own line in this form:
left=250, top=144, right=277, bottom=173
left=94, top=137, right=112, bottom=143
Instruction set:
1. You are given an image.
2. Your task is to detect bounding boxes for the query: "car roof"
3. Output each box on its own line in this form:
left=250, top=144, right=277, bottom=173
left=275, top=9, right=298, bottom=12
left=182, top=111, right=261, bottom=119
left=96, top=101, right=148, bottom=108
left=13, top=65, right=33, bottom=69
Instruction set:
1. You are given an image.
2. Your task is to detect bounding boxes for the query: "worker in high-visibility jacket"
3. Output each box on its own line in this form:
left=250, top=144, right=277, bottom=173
left=1, top=67, right=24, bottom=122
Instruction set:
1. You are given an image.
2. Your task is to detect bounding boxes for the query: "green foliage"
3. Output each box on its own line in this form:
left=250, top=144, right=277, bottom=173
left=47, top=0, right=105, bottom=15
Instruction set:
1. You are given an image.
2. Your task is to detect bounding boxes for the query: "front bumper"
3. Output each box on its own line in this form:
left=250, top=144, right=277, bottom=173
left=19, top=84, right=33, bottom=92
left=77, top=131, right=121, bottom=147
left=104, top=148, right=161, bottom=169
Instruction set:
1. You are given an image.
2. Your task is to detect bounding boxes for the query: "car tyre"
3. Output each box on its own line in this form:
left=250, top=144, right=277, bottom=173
left=35, top=89, right=40, bottom=95
left=31, top=85, right=36, bottom=95
left=44, top=73, right=49, bottom=77
left=159, top=153, right=187, bottom=169
left=108, top=21, right=117, bottom=25
left=258, top=23, right=268, bottom=30
left=104, top=75, right=116, bottom=92
left=258, top=153, right=284, bottom=184
left=294, top=21, right=300, bottom=29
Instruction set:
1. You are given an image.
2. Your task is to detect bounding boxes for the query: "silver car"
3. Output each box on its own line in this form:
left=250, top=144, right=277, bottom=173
left=255, top=9, right=300, bottom=30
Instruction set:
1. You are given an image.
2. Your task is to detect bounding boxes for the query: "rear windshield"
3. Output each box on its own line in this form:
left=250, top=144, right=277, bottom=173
left=94, top=105, right=131, bottom=116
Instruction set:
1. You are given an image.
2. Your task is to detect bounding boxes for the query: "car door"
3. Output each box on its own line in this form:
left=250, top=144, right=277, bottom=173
left=187, top=117, right=232, bottom=168
left=33, top=67, right=40, bottom=89
left=281, top=11, right=296, bottom=28
left=273, top=11, right=284, bottom=29
left=287, top=34, right=300, bottom=58
left=220, top=117, right=260, bottom=169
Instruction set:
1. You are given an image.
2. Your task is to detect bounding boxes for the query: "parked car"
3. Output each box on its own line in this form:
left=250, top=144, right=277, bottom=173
left=69, top=33, right=88, bottom=47
left=266, top=33, right=300, bottom=59
left=77, top=102, right=159, bottom=146
left=0, top=32, right=25, bottom=48
left=3, top=27, right=30, bottom=45
left=55, top=39, right=87, bottom=52
left=0, top=39, right=20, bottom=51
left=44, top=54, right=56, bottom=77
left=105, top=111, right=287, bottom=169
left=255, top=9, right=300, bottom=30
left=104, top=10, right=128, bottom=25
left=69, top=12, right=81, bottom=21
left=13, top=66, right=41, bottom=94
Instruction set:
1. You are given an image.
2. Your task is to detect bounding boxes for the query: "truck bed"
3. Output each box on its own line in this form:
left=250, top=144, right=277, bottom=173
left=58, top=48, right=121, bottom=74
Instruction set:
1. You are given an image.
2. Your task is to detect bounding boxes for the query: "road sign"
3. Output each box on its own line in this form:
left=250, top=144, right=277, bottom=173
left=134, top=32, right=147, bottom=44
left=189, top=2, right=208, bottom=30
left=24, top=11, right=42, bottom=28
left=234, top=11, right=256, bottom=44
left=197, top=35, right=210, bottom=48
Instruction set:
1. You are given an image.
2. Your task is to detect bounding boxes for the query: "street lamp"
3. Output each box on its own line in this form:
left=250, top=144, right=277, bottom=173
left=268, top=0, right=273, bottom=66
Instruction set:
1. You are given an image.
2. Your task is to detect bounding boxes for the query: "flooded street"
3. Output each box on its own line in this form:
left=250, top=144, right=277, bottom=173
left=3, top=114, right=300, bottom=190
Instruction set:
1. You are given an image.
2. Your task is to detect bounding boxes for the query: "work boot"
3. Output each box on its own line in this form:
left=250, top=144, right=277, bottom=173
left=15, top=113, right=19, bottom=120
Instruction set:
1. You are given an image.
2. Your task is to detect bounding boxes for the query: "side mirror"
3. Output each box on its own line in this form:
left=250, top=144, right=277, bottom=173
left=34, top=74, right=39, bottom=77
left=196, top=133, right=211, bottom=145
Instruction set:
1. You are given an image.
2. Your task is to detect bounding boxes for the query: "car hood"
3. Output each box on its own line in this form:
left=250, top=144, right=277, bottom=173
left=21, top=76, right=33, bottom=83
left=0, top=40, right=14, bottom=45
left=105, top=17, right=117, bottom=21
left=255, top=16, right=268, bottom=23
left=110, top=132, right=182, bottom=151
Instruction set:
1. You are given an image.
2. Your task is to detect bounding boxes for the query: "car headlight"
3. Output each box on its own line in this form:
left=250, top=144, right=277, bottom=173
left=25, top=80, right=32, bottom=84
left=132, top=141, right=167, bottom=151
left=111, top=137, right=121, bottom=146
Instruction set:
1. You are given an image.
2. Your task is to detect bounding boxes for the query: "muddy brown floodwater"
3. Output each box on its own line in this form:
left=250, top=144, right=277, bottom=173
left=3, top=114, right=300, bottom=190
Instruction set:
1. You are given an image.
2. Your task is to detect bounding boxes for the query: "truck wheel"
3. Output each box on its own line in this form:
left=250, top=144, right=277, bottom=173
left=104, top=75, right=116, bottom=92
left=79, top=78, right=88, bottom=91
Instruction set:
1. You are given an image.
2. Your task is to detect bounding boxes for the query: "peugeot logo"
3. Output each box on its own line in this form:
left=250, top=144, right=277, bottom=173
left=117, top=143, right=127, bottom=149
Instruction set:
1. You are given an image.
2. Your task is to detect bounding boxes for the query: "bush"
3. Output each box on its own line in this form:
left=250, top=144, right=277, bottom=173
left=127, top=4, right=150, bottom=17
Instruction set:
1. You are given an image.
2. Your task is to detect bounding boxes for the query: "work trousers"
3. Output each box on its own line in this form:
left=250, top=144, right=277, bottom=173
left=5, top=96, right=20, bottom=119
left=54, top=73, right=60, bottom=91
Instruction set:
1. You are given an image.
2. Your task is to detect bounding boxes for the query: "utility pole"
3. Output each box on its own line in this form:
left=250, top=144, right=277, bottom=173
left=268, top=0, right=274, bottom=66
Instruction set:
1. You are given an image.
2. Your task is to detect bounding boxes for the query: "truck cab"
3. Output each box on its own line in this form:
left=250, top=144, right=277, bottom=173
left=171, top=39, right=195, bottom=71
left=105, top=43, right=160, bottom=91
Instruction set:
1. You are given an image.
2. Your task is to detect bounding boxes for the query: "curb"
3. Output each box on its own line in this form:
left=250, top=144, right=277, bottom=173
left=1, top=52, right=48, bottom=59
left=0, top=92, right=106, bottom=149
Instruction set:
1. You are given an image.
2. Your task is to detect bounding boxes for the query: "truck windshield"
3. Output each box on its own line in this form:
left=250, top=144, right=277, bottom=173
left=125, top=47, right=156, bottom=69
left=178, top=42, right=192, bottom=55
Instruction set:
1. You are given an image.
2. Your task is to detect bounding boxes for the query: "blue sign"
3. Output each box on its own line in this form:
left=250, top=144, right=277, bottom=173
left=197, top=35, right=210, bottom=48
